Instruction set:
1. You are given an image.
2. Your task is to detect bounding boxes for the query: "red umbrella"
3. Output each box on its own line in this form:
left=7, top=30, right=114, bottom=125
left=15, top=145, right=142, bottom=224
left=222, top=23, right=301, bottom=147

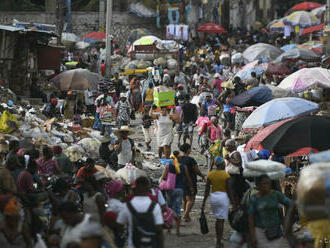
left=196, top=23, right=228, bottom=34
left=291, top=2, right=323, bottom=11
left=264, top=62, right=291, bottom=75
left=244, top=118, right=293, bottom=152
left=82, top=32, right=106, bottom=41
left=302, top=23, right=324, bottom=35
left=286, top=147, right=319, bottom=157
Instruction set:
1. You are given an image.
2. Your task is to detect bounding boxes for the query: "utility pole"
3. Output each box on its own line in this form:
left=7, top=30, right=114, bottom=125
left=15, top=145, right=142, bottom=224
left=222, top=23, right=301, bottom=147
left=326, top=0, right=330, bottom=54
left=56, top=0, right=65, bottom=45
left=105, top=0, right=113, bottom=79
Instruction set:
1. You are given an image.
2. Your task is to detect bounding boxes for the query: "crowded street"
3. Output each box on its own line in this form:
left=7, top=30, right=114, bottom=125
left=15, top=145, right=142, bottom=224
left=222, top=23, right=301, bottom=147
left=0, top=0, right=330, bottom=247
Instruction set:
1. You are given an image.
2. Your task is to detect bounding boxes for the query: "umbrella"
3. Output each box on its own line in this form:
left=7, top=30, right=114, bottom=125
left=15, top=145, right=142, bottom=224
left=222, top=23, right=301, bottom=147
left=278, top=67, right=330, bottom=93
left=244, top=119, right=293, bottom=152
left=291, top=2, right=323, bottom=11
left=286, top=147, right=319, bottom=157
left=281, top=44, right=297, bottom=52
left=231, top=53, right=243, bottom=64
left=133, top=35, right=161, bottom=46
left=311, top=5, right=326, bottom=18
left=51, top=69, right=101, bottom=91
left=75, top=41, right=90, bottom=50
left=265, top=85, right=295, bottom=98
left=230, top=86, right=273, bottom=107
left=242, top=97, right=319, bottom=129
left=61, top=32, right=79, bottom=46
left=261, top=116, right=330, bottom=156
left=128, top=28, right=152, bottom=44
left=270, top=19, right=285, bottom=32
left=196, top=23, right=228, bottom=34
left=275, top=48, right=320, bottom=62
left=82, top=32, right=106, bottom=44
left=235, top=65, right=266, bottom=81
left=243, top=43, right=283, bottom=63
left=115, top=164, right=147, bottom=185
left=302, top=23, right=324, bottom=35
left=283, top=11, right=319, bottom=28
left=264, top=62, right=291, bottom=75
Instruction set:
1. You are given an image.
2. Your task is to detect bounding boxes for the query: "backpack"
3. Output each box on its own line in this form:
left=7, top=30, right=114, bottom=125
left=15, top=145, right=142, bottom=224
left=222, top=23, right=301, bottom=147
left=127, top=201, right=158, bottom=248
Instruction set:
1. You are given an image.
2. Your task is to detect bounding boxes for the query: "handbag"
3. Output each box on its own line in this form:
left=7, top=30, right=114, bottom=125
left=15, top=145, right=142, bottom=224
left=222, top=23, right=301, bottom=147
left=228, top=208, right=248, bottom=233
left=264, top=225, right=283, bottom=240
left=199, top=210, right=209, bottom=234
left=159, top=165, right=176, bottom=190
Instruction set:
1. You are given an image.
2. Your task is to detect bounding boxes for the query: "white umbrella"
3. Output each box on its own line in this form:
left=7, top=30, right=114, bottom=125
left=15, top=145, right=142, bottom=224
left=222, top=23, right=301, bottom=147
left=242, top=97, right=319, bottom=129
left=61, top=32, right=79, bottom=46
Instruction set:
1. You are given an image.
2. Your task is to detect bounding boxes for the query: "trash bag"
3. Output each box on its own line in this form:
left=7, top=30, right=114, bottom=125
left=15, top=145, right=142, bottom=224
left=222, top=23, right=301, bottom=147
left=154, top=57, right=166, bottom=66
left=167, top=59, right=177, bottom=70
left=65, top=145, right=85, bottom=162
left=199, top=211, right=209, bottom=234
left=0, top=110, right=19, bottom=134
left=77, top=138, right=101, bottom=158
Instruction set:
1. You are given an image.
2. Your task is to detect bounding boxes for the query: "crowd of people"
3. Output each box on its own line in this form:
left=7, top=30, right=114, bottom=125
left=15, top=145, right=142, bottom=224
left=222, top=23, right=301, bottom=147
left=1, top=24, right=329, bottom=248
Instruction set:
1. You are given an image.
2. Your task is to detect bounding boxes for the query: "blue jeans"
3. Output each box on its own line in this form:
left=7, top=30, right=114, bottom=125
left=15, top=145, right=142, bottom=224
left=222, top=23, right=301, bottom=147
left=166, top=188, right=184, bottom=216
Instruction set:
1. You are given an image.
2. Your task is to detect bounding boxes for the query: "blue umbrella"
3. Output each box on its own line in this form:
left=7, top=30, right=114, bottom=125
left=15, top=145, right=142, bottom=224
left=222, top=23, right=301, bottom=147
left=281, top=44, right=297, bottom=52
left=242, top=97, right=319, bottom=129
left=230, top=86, right=273, bottom=107
left=235, top=67, right=266, bottom=81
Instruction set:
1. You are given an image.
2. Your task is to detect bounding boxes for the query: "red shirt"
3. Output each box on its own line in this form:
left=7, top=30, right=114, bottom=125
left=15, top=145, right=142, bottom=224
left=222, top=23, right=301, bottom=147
left=101, top=63, right=105, bottom=76
left=76, top=167, right=97, bottom=188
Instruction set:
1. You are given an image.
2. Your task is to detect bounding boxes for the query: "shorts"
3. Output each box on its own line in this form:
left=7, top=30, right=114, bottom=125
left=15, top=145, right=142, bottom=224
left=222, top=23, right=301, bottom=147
left=166, top=188, right=184, bottom=216
left=142, top=127, right=152, bottom=143
left=210, top=191, right=229, bottom=219
left=182, top=122, right=194, bottom=135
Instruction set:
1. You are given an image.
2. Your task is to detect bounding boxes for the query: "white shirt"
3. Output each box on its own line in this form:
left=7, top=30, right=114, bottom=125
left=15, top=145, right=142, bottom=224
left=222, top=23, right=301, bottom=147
left=193, top=73, right=201, bottom=86
left=117, top=196, right=164, bottom=248
left=107, top=198, right=125, bottom=213
left=60, top=214, right=92, bottom=248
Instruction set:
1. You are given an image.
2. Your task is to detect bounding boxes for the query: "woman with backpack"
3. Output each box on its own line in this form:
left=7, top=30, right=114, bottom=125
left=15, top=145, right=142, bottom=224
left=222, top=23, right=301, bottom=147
left=160, top=151, right=194, bottom=236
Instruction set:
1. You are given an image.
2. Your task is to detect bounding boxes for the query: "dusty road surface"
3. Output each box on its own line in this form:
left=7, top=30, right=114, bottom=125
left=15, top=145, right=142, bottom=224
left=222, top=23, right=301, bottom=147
left=130, top=118, right=234, bottom=248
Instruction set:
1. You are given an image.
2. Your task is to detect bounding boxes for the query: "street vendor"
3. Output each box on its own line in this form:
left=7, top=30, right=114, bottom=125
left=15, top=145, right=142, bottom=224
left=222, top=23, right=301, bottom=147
left=114, top=126, right=136, bottom=170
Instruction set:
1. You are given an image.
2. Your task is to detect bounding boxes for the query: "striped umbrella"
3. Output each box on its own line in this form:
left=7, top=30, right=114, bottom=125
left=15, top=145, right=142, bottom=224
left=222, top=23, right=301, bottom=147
left=283, top=11, right=319, bottom=28
left=133, top=35, right=161, bottom=46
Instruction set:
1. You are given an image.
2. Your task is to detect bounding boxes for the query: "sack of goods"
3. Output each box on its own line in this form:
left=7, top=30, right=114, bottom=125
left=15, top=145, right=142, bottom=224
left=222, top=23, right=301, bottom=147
left=243, top=159, right=286, bottom=180
left=297, top=163, right=330, bottom=222
left=166, top=59, right=178, bottom=70
left=153, top=86, right=175, bottom=107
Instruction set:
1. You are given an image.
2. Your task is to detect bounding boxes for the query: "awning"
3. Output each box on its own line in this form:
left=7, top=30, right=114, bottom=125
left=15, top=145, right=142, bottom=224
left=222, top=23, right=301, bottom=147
left=302, top=23, right=325, bottom=35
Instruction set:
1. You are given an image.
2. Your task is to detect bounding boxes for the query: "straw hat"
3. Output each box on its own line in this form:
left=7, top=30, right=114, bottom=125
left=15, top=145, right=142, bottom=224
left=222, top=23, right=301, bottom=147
left=114, top=126, right=135, bottom=136
left=222, top=80, right=235, bottom=89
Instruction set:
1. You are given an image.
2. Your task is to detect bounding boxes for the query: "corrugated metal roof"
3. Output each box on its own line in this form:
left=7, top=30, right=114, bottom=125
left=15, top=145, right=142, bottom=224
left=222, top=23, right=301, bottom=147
left=0, top=24, right=55, bottom=36
left=0, top=25, right=23, bottom=32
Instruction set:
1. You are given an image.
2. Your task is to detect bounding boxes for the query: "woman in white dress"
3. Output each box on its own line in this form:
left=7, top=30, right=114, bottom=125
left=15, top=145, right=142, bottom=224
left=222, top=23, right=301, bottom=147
left=150, top=106, right=180, bottom=158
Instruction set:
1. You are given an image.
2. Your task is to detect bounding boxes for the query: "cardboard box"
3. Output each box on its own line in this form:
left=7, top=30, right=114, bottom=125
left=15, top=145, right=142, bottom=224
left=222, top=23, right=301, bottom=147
left=153, top=87, right=175, bottom=107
